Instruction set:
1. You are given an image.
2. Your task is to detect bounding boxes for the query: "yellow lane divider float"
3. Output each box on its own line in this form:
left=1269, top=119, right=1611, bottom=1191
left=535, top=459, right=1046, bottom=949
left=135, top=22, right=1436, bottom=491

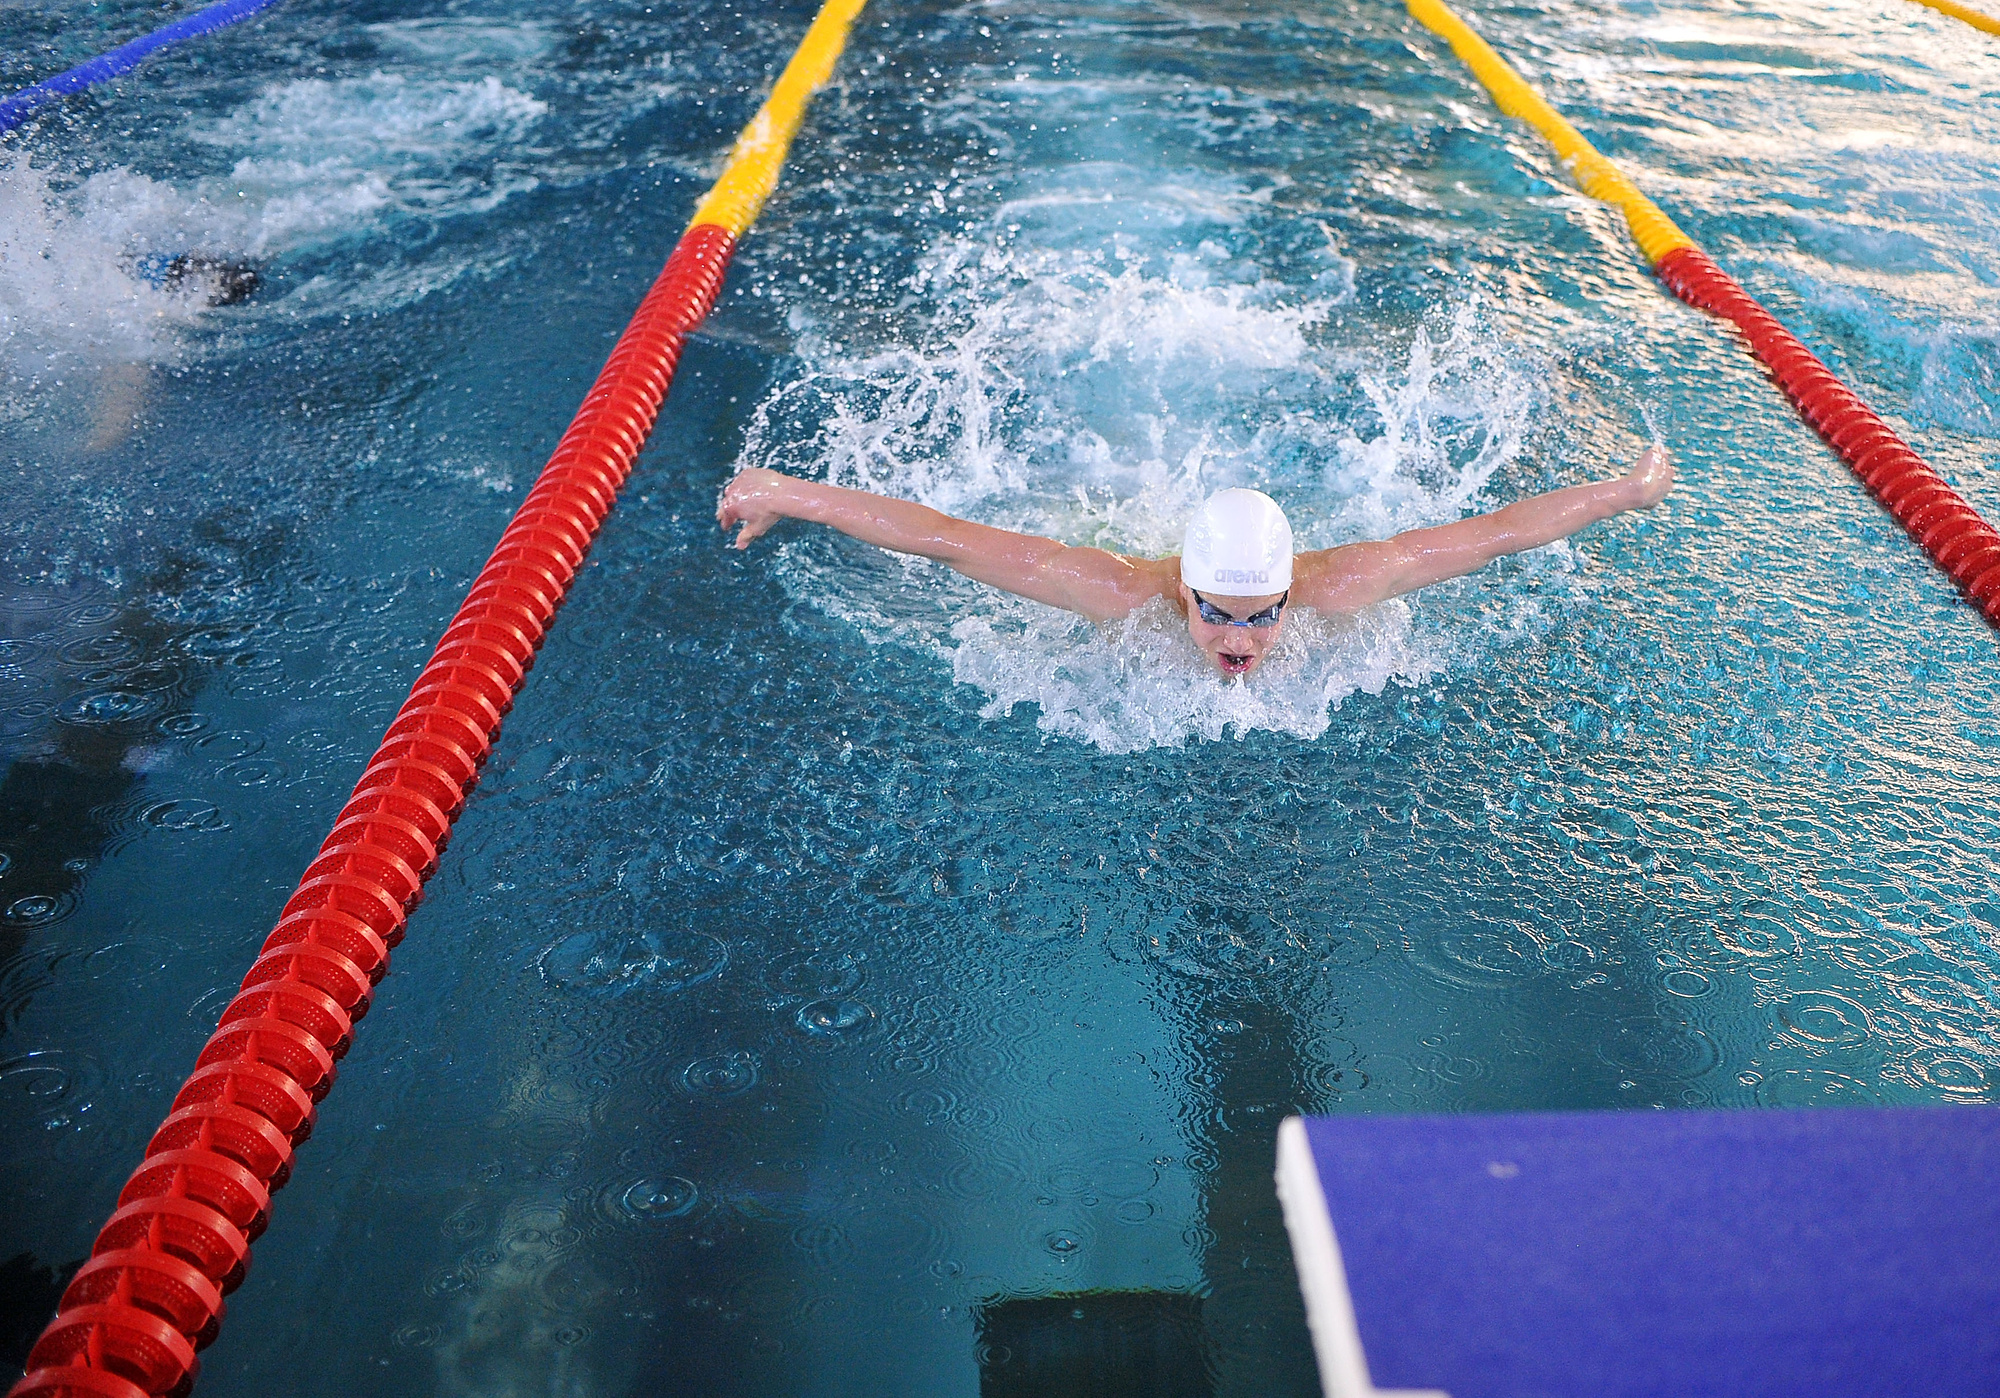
left=1406, top=0, right=2000, bottom=626
left=6, top=5, right=870, bottom=1398
left=692, top=0, right=868, bottom=236
left=1904, top=0, right=2000, bottom=37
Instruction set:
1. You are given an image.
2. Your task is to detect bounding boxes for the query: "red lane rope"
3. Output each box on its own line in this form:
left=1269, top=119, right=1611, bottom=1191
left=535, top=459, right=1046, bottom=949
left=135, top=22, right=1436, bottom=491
left=1655, top=246, right=2000, bottom=624
left=8, top=220, right=738, bottom=1398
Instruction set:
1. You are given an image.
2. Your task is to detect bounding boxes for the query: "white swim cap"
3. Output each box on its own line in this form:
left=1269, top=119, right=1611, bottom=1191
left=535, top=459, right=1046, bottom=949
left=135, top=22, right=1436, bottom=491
left=1180, top=488, right=1293, bottom=596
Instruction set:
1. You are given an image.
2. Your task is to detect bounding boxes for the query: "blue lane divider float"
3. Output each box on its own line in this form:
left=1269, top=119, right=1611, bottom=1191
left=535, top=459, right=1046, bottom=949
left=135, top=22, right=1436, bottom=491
left=0, top=0, right=284, bottom=136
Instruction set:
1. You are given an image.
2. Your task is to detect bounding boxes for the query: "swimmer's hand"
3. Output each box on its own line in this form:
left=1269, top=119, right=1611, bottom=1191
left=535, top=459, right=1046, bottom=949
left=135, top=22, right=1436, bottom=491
left=1626, top=444, right=1673, bottom=510
left=716, top=467, right=797, bottom=549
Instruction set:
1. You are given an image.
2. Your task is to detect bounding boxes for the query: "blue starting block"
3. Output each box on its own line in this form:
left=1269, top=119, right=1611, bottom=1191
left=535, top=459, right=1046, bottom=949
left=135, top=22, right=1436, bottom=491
left=1277, top=1106, right=2000, bottom=1398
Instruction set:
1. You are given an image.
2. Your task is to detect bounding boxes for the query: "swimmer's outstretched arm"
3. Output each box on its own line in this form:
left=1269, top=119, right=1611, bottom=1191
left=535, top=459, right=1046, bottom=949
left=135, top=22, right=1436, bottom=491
left=1295, top=445, right=1674, bottom=612
left=717, top=468, right=1160, bottom=621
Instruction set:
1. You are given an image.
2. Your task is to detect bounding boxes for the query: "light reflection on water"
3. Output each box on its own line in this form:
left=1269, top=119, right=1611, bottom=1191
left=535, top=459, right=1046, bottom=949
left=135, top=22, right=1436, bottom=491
left=1, top=0, right=1997, bottom=1395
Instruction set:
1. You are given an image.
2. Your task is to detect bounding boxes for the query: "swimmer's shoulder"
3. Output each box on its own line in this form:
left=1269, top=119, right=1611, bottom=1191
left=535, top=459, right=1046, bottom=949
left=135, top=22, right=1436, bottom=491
left=1292, top=540, right=1398, bottom=613
left=1098, top=553, right=1182, bottom=620
left=1037, top=548, right=1178, bottom=622
left=1119, top=554, right=1181, bottom=591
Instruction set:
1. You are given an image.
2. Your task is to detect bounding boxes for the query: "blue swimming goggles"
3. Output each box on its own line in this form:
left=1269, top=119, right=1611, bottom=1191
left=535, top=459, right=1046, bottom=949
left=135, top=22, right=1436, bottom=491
left=1190, top=589, right=1288, bottom=628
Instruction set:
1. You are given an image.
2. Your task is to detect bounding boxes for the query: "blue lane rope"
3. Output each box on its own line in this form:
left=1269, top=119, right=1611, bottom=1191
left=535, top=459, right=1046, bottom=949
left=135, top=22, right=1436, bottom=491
left=0, top=0, right=285, bottom=136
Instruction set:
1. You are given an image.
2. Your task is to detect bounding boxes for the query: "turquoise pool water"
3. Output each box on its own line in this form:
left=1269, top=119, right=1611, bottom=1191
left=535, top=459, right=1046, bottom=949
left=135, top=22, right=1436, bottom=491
left=3, top=0, right=1998, bottom=1393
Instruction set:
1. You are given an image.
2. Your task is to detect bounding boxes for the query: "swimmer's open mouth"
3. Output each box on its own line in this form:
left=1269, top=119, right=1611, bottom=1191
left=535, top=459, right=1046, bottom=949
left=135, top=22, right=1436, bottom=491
left=1218, top=653, right=1254, bottom=676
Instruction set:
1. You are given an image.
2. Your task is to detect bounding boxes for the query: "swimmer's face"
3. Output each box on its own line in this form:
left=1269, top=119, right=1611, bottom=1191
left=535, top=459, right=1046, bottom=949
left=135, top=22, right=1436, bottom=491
left=1178, top=582, right=1289, bottom=679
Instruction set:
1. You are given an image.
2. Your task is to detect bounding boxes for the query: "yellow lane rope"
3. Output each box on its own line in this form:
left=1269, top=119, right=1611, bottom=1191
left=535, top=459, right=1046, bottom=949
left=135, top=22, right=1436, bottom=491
left=689, top=0, right=870, bottom=235
left=1405, top=0, right=1693, bottom=266
left=1904, top=0, right=2000, bottom=36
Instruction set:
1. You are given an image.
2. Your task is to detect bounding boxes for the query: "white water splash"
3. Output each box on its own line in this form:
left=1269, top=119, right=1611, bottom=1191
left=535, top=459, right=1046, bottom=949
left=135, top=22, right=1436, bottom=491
left=0, top=157, right=198, bottom=400
left=740, top=235, right=1564, bottom=751
left=0, top=63, right=546, bottom=396
left=949, top=596, right=1433, bottom=751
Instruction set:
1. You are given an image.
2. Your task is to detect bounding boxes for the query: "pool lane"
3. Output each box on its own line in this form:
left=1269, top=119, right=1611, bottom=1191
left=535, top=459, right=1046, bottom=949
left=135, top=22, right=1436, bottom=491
left=5, top=4, right=867, bottom=1395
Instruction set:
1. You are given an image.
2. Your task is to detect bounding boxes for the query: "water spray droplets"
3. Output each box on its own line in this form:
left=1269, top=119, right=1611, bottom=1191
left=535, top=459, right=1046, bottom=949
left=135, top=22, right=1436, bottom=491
left=735, top=243, right=1549, bottom=749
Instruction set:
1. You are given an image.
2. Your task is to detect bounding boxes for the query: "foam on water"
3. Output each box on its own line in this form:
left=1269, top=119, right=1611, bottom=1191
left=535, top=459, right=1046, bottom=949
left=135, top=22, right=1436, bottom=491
left=948, top=595, right=1432, bottom=751
left=740, top=235, right=1563, bottom=751
left=193, top=73, right=548, bottom=239
left=364, top=18, right=557, bottom=66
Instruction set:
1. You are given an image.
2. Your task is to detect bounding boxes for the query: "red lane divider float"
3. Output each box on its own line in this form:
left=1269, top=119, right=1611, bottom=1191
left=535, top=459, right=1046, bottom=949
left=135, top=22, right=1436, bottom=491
left=1654, top=247, right=2000, bottom=622
left=6, top=217, right=735, bottom=1398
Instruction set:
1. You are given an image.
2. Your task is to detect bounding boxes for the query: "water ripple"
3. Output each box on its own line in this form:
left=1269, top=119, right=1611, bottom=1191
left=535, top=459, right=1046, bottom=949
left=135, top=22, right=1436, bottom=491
left=539, top=928, right=727, bottom=996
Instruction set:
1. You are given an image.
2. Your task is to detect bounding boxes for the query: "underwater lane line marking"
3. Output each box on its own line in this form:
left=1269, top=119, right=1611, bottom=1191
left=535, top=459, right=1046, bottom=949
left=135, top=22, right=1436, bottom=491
left=3, top=3, right=868, bottom=1396
left=0, top=0, right=284, bottom=137
left=1903, top=0, right=2000, bottom=37
left=1406, top=0, right=2000, bottom=628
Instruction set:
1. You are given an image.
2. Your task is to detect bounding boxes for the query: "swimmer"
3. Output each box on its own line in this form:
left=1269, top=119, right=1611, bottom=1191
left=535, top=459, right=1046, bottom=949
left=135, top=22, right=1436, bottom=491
left=84, top=255, right=259, bottom=454
left=717, top=444, right=1672, bottom=679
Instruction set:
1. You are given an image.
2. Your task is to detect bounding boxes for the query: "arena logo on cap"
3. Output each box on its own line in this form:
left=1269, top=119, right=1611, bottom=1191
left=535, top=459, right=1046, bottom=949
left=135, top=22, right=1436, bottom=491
left=1213, top=568, right=1269, bottom=586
